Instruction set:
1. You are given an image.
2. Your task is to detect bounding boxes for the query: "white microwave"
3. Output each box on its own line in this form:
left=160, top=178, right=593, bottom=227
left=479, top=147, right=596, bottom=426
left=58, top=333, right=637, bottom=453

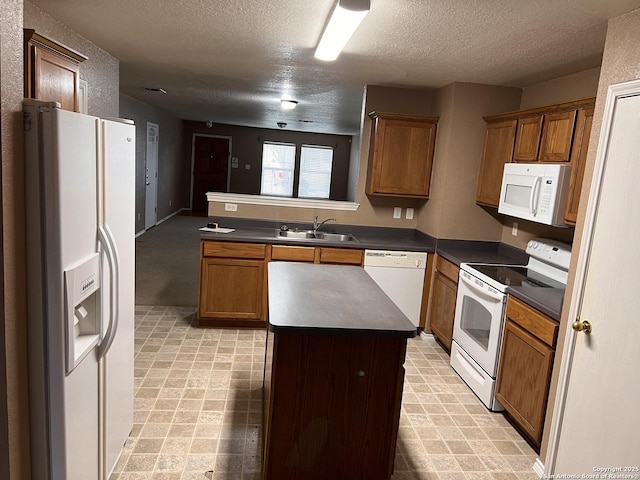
left=498, top=163, right=571, bottom=226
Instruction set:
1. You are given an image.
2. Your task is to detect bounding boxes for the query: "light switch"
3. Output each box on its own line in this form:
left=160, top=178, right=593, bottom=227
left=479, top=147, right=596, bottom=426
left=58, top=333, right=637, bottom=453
left=393, top=207, right=401, bottom=219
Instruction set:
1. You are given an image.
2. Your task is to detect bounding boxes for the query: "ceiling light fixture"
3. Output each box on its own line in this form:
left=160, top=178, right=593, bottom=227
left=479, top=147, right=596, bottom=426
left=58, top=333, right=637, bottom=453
left=280, top=99, right=298, bottom=110
left=314, top=0, right=370, bottom=61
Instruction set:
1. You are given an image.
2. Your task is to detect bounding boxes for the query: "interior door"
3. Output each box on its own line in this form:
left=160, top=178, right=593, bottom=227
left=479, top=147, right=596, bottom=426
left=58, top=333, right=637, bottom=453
left=192, top=135, right=230, bottom=213
left=550, top=84, right=640, bottom=473
left=144, top=122, right=158, bottom=229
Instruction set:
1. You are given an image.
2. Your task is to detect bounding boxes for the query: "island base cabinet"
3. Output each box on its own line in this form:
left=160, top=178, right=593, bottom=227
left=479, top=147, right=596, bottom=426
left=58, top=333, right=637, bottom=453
left=263, top=332, right=407, bottom=480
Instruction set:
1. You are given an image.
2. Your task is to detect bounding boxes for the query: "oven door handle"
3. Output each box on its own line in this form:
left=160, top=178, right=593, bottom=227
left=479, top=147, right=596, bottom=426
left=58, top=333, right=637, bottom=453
left=459, top=272, right=504, bottom=302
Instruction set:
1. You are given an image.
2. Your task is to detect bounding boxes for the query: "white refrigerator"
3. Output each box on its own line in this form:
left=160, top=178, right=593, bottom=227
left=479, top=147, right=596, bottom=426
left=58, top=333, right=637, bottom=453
left=24, top=99, right=135, bottom=480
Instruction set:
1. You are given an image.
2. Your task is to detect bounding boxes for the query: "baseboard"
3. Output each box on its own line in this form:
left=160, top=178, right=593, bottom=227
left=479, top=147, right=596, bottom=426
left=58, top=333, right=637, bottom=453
left=532, top=458, right=545, bottom=478
left=420, top=331, right=434, bottom=340
left=137, top=208, right=188, bottom=238
left=157, top=208, right=188, bottom=225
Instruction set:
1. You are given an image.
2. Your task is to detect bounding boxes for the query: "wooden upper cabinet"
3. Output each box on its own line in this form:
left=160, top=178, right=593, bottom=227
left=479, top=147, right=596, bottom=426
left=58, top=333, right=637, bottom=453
left=476, top=119, right=517, bottom=207
left=367, top=111, right=438, bottom=198
left=564, top=107, right=594, bottom=225
left=476, top=97, right=595, bottom=220
left=539, top=110, right=577, bottom=162
left=24, top=29, right=87, bottom=112
left=513, top=116, right=543, bottom=162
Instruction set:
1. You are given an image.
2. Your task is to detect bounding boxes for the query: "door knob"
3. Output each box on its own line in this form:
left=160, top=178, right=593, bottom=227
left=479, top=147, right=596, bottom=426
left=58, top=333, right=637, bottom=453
left=572, top=318, right=592, bottom=334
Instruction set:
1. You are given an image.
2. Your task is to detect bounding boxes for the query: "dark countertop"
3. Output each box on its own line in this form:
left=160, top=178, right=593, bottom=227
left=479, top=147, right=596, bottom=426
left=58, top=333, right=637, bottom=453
left=436, top=239, right=564, bottom=320
left=200, top=217, right=563, bottom=320
left=200, top=217, right=436, bottom=252
left=435, top=239, right=528, bottom=267
left=507, top=287, right=564, bottom=321
left=267, top=262, right=417, bottom=338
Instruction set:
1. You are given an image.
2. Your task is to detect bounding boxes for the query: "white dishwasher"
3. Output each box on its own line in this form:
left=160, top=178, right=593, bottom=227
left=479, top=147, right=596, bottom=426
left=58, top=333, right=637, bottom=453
left=363, top=250, right=427, bottom=328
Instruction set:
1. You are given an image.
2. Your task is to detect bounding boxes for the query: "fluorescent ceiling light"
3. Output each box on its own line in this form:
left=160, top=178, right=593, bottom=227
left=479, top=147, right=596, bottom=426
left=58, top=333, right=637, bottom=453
left=315, top=0, right=370, bottom=61
left=281, top=99, right=298, bottom=110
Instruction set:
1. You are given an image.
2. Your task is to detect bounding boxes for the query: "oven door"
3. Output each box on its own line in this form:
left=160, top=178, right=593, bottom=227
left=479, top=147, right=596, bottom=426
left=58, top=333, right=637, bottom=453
left=452, top=269, right=506, bottom=377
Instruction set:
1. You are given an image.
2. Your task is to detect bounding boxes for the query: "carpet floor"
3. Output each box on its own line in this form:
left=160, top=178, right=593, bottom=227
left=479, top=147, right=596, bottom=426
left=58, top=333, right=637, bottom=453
left=135, top=214, right=207, bottom=307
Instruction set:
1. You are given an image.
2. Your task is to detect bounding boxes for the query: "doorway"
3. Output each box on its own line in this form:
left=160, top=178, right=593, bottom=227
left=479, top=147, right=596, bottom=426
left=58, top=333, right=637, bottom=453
left=145, top=122, right=159, bottom=230
left=191, top=134, right=231, bottom=214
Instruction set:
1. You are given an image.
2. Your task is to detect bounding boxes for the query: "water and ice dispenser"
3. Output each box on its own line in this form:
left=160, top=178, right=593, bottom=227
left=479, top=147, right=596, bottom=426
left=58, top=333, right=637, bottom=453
left=64, top=253, right=101, bottom=374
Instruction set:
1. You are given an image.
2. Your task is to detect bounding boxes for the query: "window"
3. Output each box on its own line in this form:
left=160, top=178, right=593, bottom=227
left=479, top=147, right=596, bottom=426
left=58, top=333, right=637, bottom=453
left=260, top=142, right=334, bottom=199
left=299, top=145, right=333, bottom=199
left=260, top=142, right=295, bottom=196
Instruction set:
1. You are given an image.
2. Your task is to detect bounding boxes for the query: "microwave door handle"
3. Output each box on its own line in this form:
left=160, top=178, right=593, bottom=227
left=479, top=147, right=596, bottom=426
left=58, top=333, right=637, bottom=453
left=530, top=176, right=542, bottom=216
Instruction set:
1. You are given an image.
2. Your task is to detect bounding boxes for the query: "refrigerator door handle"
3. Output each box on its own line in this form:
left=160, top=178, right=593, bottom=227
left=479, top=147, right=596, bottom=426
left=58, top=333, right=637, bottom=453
left=97, top=223, right=120, bottom=359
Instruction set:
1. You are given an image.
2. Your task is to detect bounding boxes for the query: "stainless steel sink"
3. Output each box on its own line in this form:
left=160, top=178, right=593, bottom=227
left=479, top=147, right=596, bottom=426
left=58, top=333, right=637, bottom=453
left=274, top=230, right=358, bottom=242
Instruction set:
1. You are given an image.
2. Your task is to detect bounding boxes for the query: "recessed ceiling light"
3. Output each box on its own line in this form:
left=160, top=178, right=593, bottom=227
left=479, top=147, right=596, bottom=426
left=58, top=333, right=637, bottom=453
left=145, top=87, right=167, bottom=94
left=280, top=100, right=298, bottom=110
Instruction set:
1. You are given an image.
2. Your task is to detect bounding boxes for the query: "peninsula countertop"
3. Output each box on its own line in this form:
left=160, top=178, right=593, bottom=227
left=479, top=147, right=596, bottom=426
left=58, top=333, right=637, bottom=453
left=267, top=262, right=417, bottom=338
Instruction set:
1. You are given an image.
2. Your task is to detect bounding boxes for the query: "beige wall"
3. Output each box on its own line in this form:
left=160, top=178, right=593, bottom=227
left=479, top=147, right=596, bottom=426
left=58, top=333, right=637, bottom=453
left=540, top=8, right=640, bottom=464
left=418, top=82, right=522, bottom=240
left=499, top=67, right=600, bottom=250
left=1, top=0, right=29, bottom=477
left=208, top=85, right=435, bottom=228
left=520, top=67, right=601, bottom=110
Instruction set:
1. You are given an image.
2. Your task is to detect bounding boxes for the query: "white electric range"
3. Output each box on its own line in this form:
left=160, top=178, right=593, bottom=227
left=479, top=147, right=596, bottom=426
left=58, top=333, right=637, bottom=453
left=450, top=238, right=571, bottom=411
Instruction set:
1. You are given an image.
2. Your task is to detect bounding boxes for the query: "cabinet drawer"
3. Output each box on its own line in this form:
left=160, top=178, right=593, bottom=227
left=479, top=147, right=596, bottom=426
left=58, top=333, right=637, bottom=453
left=270, top=245, right=315, bottom=262
left=202, top=241, right=266, bottom=259
left=435, top=255, right=459, bottom=283
left=319, top=247, right=363, bottom=265
left=506, top=296, right=558, bottom=347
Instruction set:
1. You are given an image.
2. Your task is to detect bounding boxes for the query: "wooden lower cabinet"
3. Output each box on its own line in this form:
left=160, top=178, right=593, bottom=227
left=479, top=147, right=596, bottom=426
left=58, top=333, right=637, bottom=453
left=428, top=256, right=459, bottom=351
left=198, top=241, right=365, bottom=327
left=263, top=331, right=406, bottom=480
left=495, top=296, right=557, bottom=450
left=198, top=241, right=267, bottom=327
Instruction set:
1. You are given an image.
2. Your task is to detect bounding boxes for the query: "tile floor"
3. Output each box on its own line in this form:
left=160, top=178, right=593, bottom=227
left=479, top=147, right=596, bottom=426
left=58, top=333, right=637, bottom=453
left=110, top=306, right=539, bottom=480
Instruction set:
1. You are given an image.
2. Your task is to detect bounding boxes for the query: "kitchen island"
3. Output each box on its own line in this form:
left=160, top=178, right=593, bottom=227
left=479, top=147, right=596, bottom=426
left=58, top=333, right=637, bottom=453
left=263, top=262, right=417, bottom=480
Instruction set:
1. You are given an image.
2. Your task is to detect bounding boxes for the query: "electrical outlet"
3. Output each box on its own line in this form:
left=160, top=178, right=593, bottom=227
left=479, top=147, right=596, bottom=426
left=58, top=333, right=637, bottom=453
left=405, top=207, right=414, bottom=220
left=225, top=203, right=238, bottom=212
left=512, top=222, right=518, bottom=236
left=393, top=207, right=402, bottom=219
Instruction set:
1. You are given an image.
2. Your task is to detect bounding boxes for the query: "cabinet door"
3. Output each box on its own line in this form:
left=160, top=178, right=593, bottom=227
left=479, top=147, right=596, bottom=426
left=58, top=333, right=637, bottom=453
left=198, top=257, right=265, bottom=322
left=539, top=110, right=577, bottom=162
left=564, top=107, right=594, bottom=225
left=428, top=271, right=457, bottom=351
left=32, top=47, right=80, bottom=112
left=513, top=115, right=543, bottom=162
left=476, top=119, right=517, bottom=207
left=368, top=115, right=437, bottom=198
left=495, top=320, right=554, bottom=449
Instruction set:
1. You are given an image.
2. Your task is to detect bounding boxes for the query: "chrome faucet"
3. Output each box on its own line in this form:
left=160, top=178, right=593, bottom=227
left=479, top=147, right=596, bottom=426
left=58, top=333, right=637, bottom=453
left=312, top=215, right=336, bottom=233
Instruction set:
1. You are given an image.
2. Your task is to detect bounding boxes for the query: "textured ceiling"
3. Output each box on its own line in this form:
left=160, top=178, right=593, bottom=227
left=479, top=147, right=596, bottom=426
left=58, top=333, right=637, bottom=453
left=28, top=0, right=640, bottom=134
